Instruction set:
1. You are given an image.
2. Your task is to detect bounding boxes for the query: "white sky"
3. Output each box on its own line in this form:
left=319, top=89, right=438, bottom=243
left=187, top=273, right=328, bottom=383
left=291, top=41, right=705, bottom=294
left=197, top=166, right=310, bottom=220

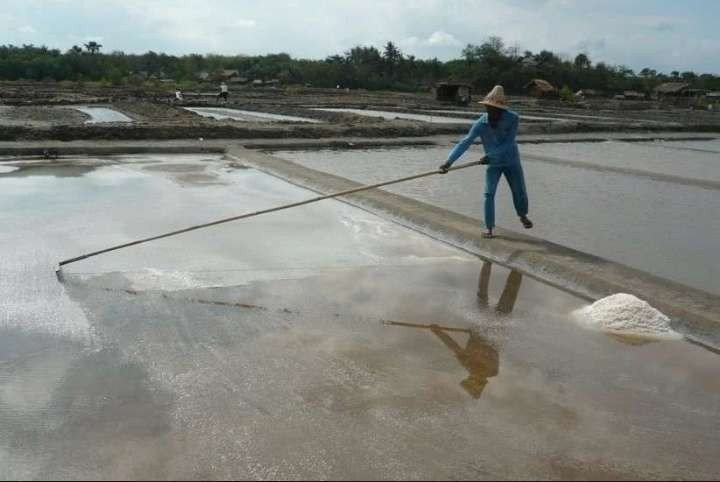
left=2, top=0, right=719, bottom=74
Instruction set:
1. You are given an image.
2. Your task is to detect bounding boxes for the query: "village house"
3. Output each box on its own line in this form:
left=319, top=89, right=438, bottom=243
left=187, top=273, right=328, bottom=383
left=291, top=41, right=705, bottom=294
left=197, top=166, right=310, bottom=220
left=433, top=82, right=472, bottom=105
left=524, top=79, right=557, bottom=98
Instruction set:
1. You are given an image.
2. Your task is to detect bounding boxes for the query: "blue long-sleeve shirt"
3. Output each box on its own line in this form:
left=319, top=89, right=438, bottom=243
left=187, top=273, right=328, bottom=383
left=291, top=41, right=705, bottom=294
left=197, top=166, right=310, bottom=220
left=446, top=110, right=521, bottom=167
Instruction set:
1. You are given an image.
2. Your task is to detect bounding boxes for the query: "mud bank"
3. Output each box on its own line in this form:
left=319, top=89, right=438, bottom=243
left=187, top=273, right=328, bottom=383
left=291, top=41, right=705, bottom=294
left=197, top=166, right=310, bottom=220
left=227, top=147, right=720, bottom=339
left=0, top=132, right=716, bottom=158
left=1, top=115, right=719, bottom=142
left=0, top=122, right=466, bottom=142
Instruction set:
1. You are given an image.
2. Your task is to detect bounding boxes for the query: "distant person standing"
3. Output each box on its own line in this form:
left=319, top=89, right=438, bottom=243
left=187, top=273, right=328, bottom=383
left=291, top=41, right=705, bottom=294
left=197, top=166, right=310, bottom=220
left=439, top=85, right=533, bottom=239
left=174, top=89, right=183, bottom=103
left=217, top=82, right=229, bottom=103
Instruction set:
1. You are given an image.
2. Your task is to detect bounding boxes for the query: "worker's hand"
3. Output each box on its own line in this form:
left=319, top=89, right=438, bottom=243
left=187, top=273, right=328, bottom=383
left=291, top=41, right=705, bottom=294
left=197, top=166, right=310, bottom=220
left=438, top=162, right=451, bottom=174
left=480, top=155, right=490, bottom=165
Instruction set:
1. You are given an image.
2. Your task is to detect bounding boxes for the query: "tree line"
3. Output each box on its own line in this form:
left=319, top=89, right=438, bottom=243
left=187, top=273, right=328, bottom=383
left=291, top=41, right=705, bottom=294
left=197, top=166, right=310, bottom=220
left=1, top=37, right=718, bottom=94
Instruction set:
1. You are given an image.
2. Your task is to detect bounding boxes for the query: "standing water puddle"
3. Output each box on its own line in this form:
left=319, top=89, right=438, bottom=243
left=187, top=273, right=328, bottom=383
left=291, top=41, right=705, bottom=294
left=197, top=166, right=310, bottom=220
left=185, top=107, right=321, bottom=123
left=312, top=107, right=473, bottom=124
left=72, top=106, right=133, bottom=124
left=419, top=109, right=680, bottom=126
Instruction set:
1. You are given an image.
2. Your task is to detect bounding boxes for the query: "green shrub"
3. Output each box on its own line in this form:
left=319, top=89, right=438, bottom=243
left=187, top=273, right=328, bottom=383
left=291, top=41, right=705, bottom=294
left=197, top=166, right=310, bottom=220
left=560, top=85, right=576, bottom=104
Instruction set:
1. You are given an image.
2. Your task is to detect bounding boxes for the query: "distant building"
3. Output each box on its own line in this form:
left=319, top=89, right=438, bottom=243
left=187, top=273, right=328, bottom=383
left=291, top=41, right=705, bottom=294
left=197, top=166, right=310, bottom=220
left=214, top=69, right=245, bottom=82
left=524, top=79, right=557, bottom=98
left=655, top=82, right=690, bottom=97
left=433, top=82, right=472, bottom=105
left=252, top=79, right=264, bottom=86
left=196, top=71, right=210, bottom=81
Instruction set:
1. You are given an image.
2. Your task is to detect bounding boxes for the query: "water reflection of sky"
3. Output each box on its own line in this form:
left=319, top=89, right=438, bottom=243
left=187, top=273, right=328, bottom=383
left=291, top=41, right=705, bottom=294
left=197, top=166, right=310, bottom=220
left=275, top=143, right=720, bottom=295
left=2, top=154, right=719, bottom=480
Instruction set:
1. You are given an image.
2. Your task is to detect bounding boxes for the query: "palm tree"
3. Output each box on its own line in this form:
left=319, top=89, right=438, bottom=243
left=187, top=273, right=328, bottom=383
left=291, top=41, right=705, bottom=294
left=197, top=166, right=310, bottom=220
left=84, top=41, right=102, bottom=55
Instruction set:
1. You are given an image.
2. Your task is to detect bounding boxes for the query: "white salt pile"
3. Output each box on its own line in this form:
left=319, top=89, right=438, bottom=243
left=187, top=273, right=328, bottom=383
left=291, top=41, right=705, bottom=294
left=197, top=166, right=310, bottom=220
left=573, top=293, right=681, bottom=339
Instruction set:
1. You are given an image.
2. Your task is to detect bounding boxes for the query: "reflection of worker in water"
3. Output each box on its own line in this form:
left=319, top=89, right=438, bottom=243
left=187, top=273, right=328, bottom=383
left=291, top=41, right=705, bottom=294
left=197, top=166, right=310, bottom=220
left=429, top=262, right=521, bottom=398
left=477, top=260, right=523, bottom=314
left=384, top=262, right=521, bottom=399
left=217, top=82, right=229, bottom=103
left=385, top=320, right=500, bottom=400
left=429, top=325, right=499, bottom=399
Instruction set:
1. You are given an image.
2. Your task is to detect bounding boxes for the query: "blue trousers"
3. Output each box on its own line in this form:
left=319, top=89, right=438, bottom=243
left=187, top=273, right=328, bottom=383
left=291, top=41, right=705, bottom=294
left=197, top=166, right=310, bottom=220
left=485, top=163, right=529, bottom=230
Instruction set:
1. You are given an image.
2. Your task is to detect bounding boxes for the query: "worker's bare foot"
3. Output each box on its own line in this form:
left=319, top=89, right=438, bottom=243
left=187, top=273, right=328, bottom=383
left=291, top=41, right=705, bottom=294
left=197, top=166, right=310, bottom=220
left=482, top=230, right=495, bottom=239
left=520, top=216, right=533, bottom=229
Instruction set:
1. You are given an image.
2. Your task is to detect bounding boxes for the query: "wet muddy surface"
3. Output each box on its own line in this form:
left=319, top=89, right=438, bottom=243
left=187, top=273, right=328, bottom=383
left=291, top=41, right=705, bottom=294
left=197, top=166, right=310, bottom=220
left=275, top=142, right=720, bottom=295
left=1, top=155, right=719, bottom=480
left=0, top=82, right=718, bottom=142
left=0, top=105, right=89, bottom=127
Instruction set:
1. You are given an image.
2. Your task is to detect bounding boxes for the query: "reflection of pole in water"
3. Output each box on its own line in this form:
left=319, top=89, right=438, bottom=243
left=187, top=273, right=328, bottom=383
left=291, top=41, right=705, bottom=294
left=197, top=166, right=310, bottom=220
left=477, top=261, right=522, bottom=315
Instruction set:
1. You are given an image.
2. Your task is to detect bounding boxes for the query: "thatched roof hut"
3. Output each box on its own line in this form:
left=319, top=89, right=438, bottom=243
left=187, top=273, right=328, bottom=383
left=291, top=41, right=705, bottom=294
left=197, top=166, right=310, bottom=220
left=524, top=79, right=557, bottom=98
left=655, top=82, right=690, bottom=96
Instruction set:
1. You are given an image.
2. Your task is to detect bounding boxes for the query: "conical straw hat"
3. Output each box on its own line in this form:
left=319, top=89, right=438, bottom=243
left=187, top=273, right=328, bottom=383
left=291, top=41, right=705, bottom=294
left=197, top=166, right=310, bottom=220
left=479, top=85, right=508, bottom=110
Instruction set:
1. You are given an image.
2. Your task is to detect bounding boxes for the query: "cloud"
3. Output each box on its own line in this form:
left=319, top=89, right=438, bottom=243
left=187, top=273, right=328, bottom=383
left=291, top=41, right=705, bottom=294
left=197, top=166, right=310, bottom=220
left=18, top=25, right=36, bottom=34
left=426, top=31, right=462, bottom=47
left=231, top=19, right=256, bottom=28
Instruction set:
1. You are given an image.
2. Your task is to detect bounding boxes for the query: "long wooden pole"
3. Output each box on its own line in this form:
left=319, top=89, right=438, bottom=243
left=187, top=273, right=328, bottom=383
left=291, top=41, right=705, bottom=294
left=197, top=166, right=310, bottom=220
left=381, top=320, right=471, bottom=333
left=57, top=160, right=480, bottom=270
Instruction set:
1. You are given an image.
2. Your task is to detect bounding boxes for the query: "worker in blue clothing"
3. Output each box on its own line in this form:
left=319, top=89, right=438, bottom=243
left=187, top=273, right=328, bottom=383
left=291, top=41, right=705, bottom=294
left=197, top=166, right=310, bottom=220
left=439, top=85, right=533, bottom=239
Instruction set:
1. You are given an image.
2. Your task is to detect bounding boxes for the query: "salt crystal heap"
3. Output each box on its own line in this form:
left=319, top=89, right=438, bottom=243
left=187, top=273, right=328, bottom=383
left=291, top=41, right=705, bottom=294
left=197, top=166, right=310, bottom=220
left=573, top=293, right=681, bottom=340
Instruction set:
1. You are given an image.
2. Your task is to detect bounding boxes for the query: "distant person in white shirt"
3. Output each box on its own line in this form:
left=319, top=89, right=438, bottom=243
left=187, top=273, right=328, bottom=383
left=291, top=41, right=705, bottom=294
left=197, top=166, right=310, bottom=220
left=217, top=82, right=229, bottom=103
left=174, top=90, right=183, bottom=102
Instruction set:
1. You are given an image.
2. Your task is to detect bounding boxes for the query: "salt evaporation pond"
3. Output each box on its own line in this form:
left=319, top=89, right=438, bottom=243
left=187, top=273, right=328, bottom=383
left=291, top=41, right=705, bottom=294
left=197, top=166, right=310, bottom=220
left=73, top=106, right=133, bottom=124
left=649, top=138, right=720, bottom=154
left=275, top=141, right=720, bottom=295
left=422, top=109, right=681, bottom=128
left=185, top=107, right=321, bottom=123
left=419, top=109, right=680, bottom=126
left=419, top=109, right=571, bottom=124
left=312, top=107, right=473, bottom=124
left=521, top=140, right=720, bottom=183
left=2, top=153, right=718, bottom=479
left=0, top=165, right=19, bottom=173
